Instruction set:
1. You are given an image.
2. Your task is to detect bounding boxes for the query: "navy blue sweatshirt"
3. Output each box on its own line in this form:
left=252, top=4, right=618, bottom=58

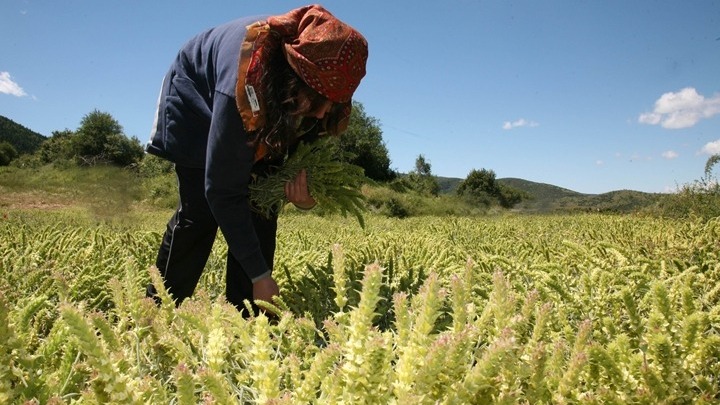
left=146, top=16, right=272, bottom=282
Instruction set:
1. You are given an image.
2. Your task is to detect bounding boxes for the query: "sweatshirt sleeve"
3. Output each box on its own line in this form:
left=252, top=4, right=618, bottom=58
left=204, top=91, right=269, bottom=281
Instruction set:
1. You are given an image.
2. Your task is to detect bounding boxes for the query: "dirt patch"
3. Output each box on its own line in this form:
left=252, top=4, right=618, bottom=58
left=0, top=190, right=75, bottom=210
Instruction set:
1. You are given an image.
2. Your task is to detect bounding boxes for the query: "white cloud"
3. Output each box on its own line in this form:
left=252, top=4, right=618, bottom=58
left=0, top=72, right=28, bottom=97
left=701, top=139, right=720, bottom=155
left=502, top=118, right=539, bottom=130
left=639, top=87, right=720, bottom=129
left=595, top=160, right=604, bottom=166
left=661, top=150, right=678, bottom=159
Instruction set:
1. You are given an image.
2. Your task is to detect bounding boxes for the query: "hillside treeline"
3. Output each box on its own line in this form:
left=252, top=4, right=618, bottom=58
left=1, top=105, right=531, bottom=216
left=2, top=107, right=719, bottom=219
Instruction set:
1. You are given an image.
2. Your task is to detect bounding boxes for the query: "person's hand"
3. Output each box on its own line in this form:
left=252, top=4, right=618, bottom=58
left=253, top=276, right=280, bottom=304
left=285, top=169, right=316, bottom=210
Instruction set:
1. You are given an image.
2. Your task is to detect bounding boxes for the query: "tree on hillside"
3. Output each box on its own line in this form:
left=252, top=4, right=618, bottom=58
left=38, top=130, right=74, bottom=164
left=339, top=101, right=395, bottom=182
left=414, top=154, right=432, bottom=176
left=71, top=110, right=143, bottom=166
left=497, top=183, right=528, bottom=208
left=0, top=141, right=18, bottom=166
left=457, top=168, right=527, bottom=208
left=457, top=168, right=498, bottom=206
left=401, top=154, right=440, bottom=196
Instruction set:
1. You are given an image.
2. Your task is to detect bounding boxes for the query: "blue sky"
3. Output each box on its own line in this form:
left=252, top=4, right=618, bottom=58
left=2, top=0, right=719, bottom=194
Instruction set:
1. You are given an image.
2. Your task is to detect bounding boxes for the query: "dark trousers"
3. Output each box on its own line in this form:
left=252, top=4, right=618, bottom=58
left=147, top=165, right=277, bottom=312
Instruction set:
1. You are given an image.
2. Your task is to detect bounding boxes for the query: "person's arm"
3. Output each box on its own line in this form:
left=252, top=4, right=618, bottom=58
left=204, top=92, right=279, bottom=300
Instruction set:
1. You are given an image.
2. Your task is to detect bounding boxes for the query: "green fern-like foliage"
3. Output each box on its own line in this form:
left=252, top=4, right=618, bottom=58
left=250, top=136, right=368, bottom=228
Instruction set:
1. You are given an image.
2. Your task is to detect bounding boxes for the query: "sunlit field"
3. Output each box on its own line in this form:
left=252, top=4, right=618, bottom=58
left=2, top=206, right=719, bottom=403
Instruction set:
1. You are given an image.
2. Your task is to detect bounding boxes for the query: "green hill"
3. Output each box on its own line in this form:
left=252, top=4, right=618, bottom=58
left=1, top=114, right=662, bottom=214
left=500, top=178, right=661, bottom=213
left=437, top=176, right=660, bottom=213
left=0, top=115, right=47, bottom=155
left=436, top=176, right=462, bottom=194
left=498, top=178, right=582, bottom=209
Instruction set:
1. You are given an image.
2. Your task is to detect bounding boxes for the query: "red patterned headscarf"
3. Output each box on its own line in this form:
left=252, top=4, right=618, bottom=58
left=237, top=5, right=368, bottom=135
left=268, top=4, right=368, bottom=103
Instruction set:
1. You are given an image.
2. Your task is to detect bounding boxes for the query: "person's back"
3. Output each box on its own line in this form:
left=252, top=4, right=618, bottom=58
left=144, top=5, right=368, bottom=315
left=145, top=16, right=261, bottom=168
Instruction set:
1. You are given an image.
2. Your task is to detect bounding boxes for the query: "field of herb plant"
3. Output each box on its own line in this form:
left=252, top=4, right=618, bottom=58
left=1, top=209, right=719, bottom=404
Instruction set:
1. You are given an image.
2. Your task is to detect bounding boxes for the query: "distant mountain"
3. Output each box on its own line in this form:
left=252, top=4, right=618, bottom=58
left=498, top=178, right=583, bottom=209
left=0, top=114, right=662, bottom=213
left=0, top=115, right=47, bottom=155
left=436, top=176, right=463, bottom=194
left=497, top=178, right=661, bottom=213
left=437, top=175, right=661, bottom=213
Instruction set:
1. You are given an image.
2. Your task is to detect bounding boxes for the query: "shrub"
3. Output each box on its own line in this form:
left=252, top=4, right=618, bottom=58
left=650, top=154, right=720, bottom=221
left=0, top=141, right=18, bottom=166
left=137, top=154, right=174, bottom=178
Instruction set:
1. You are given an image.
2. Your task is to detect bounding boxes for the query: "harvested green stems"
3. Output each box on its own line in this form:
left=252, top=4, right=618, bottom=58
left=250, top=137, right=367, bottom=228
